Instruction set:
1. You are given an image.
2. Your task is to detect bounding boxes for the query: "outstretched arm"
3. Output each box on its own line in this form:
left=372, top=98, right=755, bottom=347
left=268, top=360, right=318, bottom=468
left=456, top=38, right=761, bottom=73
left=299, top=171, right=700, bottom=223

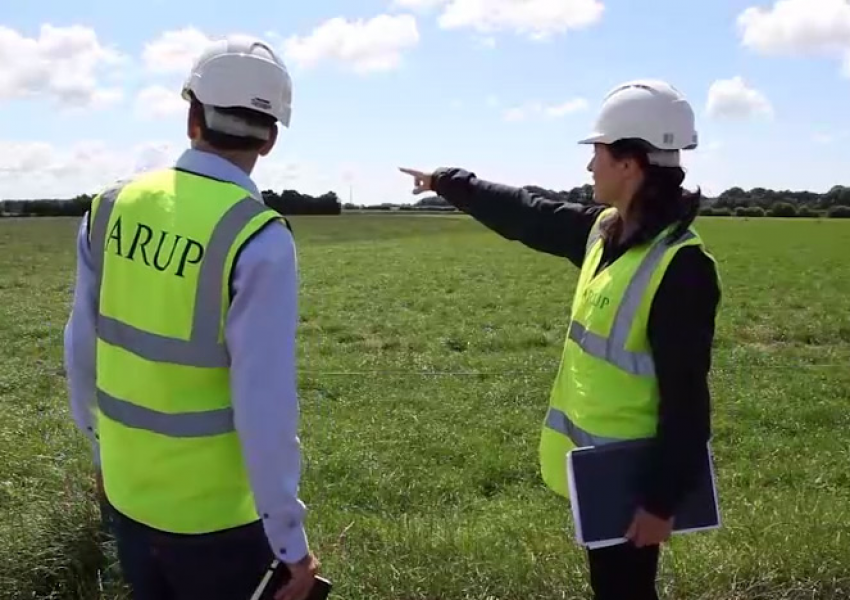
left=403, top=167, right=606, bottom=268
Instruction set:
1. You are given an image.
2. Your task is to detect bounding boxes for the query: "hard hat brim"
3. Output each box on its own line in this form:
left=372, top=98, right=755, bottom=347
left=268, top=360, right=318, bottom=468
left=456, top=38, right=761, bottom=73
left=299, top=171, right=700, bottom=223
left=577, top=133, right=611, bottom=145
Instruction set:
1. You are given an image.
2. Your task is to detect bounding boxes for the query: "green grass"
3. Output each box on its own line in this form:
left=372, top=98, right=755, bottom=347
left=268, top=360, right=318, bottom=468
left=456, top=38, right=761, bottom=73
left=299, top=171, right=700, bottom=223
left=1, top=214, right=849, bottom=599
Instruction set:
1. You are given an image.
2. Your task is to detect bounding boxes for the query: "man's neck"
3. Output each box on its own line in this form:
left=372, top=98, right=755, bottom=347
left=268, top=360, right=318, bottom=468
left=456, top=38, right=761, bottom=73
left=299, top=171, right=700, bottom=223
left=191, top=141, right=256, bottom=175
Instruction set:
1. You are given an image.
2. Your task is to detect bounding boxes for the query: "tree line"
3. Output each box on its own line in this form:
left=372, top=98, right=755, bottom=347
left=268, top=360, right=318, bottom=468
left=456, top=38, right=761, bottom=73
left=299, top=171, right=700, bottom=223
left=516, top=184, right=850, bottom=218
left=0, top=190, right=344, bottom=218
left=2, top=184, right=849, bottom=218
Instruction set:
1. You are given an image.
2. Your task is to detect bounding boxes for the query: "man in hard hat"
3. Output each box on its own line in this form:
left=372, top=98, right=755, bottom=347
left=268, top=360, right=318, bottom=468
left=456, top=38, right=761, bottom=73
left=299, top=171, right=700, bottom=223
left=64, top=36, right=319, bottom=600
left=401, top=79, right=721, bottom=599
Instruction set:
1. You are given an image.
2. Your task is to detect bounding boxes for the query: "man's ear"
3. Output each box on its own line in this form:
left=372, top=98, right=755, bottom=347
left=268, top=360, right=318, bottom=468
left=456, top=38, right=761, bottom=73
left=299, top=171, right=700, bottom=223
left=186, top=104, right=202, bottom=142
left=258, top=124, right=278, bottom=157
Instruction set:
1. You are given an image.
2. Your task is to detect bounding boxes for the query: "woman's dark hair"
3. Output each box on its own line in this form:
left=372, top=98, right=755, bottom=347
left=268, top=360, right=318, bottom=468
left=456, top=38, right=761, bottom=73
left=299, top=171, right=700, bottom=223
left=602, top=138, right=702, bottom=243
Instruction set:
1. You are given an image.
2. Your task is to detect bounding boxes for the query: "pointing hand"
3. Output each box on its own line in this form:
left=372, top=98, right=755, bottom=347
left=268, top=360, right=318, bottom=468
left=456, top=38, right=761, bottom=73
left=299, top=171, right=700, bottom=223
left=398, top=167, right=435, bottom=195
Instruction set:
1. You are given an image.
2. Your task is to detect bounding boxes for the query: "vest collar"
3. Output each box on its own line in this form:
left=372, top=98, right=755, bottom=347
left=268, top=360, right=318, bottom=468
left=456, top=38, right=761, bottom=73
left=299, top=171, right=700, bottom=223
left=174, top=149, right=263, bottom=203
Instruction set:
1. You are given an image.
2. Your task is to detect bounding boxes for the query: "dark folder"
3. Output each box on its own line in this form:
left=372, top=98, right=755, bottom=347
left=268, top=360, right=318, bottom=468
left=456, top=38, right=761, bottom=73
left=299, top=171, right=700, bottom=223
left=249, top=559, right=332, bottom=600
left=566, top=439, right=720, bottom=548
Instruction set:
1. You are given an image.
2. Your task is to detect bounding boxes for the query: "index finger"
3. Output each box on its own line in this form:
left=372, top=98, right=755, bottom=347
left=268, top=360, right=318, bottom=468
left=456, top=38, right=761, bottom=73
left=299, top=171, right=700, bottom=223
left=398, top=167, right=423, bottom=177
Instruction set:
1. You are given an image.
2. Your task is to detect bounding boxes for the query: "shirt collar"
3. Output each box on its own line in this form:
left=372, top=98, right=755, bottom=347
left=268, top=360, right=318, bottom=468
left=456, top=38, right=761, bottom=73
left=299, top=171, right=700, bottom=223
left=173, top=148, right=263, bottom=202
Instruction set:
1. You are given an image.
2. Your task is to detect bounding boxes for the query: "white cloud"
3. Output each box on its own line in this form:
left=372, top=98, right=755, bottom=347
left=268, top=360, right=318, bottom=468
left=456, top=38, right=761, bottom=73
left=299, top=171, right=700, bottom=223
left=738, top=0, right=850, bottom=54
left=812, top=130, right=849, bottom=144
left=393, top=0, right=604, bottom=40
left=502, top=97, right=588, bottom=121
left=391, top=0, right=446, bottom=9
left=253, top=159, right=310, bottom=192
left=706, top=77, right=773, bottom=119
left=0, top=140, right=180, bottom=199
left=545, top=98, right=589, bottom=117
left=0, top=24, right=125, bottom=109
left=142, top=27, right=213, bottom=74
left=135, top=85, right=185, bottom=119
left=0, top=138, right=310, bottom=200
left=737, top=0, right=850, bottom=76
left=503, top=104, right=537, bottom=121
left=283, top=14, right=420, bottom=73
left=86, top=89, right=125, bottom=110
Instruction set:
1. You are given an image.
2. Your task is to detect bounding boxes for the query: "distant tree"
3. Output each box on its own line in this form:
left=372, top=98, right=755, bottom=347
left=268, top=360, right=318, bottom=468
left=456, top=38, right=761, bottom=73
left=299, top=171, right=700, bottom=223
left=261, top=189, right=341, bottom=215
left=827, top=205, right=850, bottom=218
left=736, top=206, right=765, bottom=218
left=415, top=195, right=451, bottom=208
left=797, top=205, right=818, bottom=218
left=825, top=186, right=850, bottom=208
left=768, top=202, right=797, bottom=217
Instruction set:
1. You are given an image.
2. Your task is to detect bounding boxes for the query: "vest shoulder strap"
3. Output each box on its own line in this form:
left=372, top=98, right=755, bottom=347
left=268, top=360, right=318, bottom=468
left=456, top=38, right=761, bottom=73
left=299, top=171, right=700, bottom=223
left=86, top=178, right=133, bottom=249
left=585, top=207, right=618, bottom=257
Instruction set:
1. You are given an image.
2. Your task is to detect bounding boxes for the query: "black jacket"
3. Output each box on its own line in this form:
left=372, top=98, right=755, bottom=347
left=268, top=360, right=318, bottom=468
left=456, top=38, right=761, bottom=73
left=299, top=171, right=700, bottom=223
left=432, top=167, right=721, bottom=519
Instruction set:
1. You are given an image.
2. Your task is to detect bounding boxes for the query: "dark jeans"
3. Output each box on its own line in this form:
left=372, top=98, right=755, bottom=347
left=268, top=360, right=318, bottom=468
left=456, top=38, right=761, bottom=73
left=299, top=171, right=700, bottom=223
left=586, top=543, right=660, bottom=600
left=104, top=502, right=274, bottom=600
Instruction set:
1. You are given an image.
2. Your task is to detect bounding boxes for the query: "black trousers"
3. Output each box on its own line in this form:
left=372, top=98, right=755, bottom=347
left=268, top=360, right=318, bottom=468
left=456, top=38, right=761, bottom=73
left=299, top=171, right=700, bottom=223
left=104, top=501, right=274, bottom=600
left=586, top=543, right=660, bottom=600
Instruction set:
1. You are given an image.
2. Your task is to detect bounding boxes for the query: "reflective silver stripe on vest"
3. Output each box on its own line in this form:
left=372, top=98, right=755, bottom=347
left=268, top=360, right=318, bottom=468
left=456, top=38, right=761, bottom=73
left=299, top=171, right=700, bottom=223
left=570, top=230, right=696, bottom=377
left=89, top=182, right=124, bottom=311
left=89, top=185, right=271, bottom=368
left=97, top=389, right=234, bottom=437
left=545, top=406, right=625, bottom=447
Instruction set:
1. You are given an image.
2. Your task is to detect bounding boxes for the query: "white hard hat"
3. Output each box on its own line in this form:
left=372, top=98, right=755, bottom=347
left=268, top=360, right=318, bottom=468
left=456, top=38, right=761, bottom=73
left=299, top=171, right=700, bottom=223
left=182, top=35, right=292, bottom=129
left=578, top=79, right=698, bottom=159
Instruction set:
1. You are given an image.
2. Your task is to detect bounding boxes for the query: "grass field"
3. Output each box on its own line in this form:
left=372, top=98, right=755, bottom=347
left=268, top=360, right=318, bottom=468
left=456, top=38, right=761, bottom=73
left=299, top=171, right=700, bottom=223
left=1, top=213, right=849, bottom=600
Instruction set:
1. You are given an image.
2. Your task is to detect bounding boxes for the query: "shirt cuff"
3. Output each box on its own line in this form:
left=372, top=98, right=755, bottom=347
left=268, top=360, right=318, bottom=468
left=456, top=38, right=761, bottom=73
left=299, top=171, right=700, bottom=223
left=82, top=423, right=101, bottom=467
left=263, top=515, right=309, bottom=563
left=91, top=438, right=101, bottom=468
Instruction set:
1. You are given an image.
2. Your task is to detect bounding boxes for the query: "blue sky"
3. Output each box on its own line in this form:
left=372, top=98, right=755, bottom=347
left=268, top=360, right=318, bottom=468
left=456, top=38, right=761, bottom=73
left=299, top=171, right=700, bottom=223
left=1, top=0, right=848, bottom=202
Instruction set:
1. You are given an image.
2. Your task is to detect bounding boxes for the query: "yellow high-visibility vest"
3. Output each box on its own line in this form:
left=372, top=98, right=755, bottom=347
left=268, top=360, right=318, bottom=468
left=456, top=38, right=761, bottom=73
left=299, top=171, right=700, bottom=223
left=539, top=207, right=719, bottom=498
left=87, top=167, right=287, bottom=533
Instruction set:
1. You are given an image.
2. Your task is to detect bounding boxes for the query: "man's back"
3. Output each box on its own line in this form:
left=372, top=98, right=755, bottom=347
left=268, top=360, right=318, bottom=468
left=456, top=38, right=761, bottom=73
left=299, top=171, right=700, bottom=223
left=64, top=33, right=320, bottom=599
left=88, top=165, right=285, bottom=534
left=65, top=149, right=313, bottom=599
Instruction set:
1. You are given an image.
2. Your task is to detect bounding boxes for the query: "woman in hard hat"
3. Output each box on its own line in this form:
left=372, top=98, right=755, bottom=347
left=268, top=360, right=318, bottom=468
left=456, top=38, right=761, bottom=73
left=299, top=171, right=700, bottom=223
left=400, top=80, right=721, bottom=600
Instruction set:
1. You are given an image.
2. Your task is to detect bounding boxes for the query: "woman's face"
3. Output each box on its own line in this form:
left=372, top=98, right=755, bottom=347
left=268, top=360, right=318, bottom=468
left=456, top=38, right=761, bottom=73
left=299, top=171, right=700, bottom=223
left=587, top=143, right=628, bottom=205
left=587, top=144, right=640, bottom=207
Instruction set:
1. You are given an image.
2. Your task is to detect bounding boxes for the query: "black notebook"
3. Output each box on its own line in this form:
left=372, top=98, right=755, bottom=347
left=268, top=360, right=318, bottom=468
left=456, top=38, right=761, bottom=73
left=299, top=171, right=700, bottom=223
left=249, top=559, right=332, bottom=600
left=566, top=439, right=721, bottom=548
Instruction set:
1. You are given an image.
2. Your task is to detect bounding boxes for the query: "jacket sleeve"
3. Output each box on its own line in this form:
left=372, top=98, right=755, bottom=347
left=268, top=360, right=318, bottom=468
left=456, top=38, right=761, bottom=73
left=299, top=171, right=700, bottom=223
left=638, top=245, right=720, bottom=519
left=63, top=215, right=101, bottom=467
left=225, top=220, right=309, bottom=564
left=432, top=167, right=606, bottom=268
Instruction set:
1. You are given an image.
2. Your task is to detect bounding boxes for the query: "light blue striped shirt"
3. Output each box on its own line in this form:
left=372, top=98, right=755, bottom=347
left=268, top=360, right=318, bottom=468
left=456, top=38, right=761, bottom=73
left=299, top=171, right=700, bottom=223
left=63, top=148, right=309, bottom=563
